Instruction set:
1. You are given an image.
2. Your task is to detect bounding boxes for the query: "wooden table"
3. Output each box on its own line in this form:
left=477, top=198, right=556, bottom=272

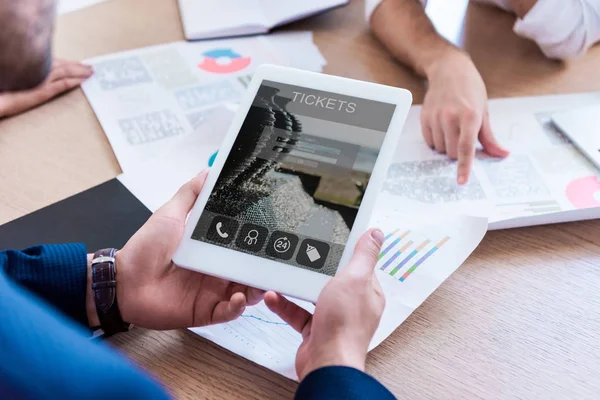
left=2, top=0, right=600, bottom=398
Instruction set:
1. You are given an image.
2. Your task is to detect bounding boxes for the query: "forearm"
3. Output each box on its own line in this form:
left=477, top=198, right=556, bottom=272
left=0, top=272, right=169, bottom=399
left=369, top=0, right=462, bottom=77
left=0, top=244, right=91, bottom=327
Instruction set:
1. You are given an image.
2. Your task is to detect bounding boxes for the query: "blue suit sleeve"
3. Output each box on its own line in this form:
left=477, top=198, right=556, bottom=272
left=295, top=366, right=396, bottom=400
left=0, top=271, right=170, bottom=399
left=0, top=244, right=88, bottom=326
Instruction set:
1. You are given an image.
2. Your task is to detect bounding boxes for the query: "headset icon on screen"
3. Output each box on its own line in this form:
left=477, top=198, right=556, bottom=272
left=244, top=230, right=259, bottom=245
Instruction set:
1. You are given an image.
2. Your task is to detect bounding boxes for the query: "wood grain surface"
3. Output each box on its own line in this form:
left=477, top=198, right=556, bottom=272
left=1, top=0, right=600, bottom=398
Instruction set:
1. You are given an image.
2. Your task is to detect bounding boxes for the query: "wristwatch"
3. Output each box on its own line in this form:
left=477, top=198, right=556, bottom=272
left=91, top=248, right=131, bottom=337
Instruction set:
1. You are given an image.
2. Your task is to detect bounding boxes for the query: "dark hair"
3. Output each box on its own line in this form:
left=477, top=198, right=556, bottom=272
left=0, top=1, right=55, bottom=92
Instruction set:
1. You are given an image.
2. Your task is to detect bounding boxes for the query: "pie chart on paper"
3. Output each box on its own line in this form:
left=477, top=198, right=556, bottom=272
left=197, top=49, right=251, bottom=74
left=565, top=176, right=600, bottom=209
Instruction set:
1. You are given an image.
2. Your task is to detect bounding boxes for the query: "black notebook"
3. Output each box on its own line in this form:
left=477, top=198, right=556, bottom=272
left=0, top=179, right=151, bottom=251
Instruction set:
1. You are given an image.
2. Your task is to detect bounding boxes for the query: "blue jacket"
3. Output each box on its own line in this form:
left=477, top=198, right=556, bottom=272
left=0, top=244, right=396, bottom=399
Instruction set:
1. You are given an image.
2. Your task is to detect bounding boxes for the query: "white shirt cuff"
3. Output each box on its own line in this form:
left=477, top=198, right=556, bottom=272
left=513, top=0, right=600, bottom=60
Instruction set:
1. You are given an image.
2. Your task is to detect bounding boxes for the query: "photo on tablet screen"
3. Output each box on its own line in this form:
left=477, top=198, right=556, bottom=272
left=191, top=80, right=396, bottom=276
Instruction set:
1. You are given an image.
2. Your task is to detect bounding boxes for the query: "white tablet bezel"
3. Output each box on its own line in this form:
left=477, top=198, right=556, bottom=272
left=173, top=65, right=412, bottom=302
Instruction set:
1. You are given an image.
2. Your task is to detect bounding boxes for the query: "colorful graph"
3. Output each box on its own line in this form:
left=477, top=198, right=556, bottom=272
left=378, top=230, right=450, bottom=282
left=566, top=175, right=600, bottom=209
left=198, top=48, right=251, bottom=74
left=242, top=314, right=288, bottom=326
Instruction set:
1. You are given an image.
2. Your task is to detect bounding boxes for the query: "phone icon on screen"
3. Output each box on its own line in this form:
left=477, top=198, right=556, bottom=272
left=207, top=216, right=238, bottom=244
left=215, top=222, right=229, bottom=238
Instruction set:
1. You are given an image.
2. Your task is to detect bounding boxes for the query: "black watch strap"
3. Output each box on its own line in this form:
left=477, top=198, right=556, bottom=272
left=92, top=248, right=130, bottom=337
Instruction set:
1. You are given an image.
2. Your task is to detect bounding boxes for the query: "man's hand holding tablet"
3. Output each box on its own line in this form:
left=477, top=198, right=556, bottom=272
left=99, top=171, right=265, bottom=330
left=173, top=65, right=412, bottom=302
left=111, top=172, right=387, bottom=383
left=265, top=228, right=386, bottom=380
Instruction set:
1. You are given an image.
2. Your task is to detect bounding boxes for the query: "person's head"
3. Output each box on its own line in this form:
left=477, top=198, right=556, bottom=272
left=0, top=1, right=56, bottom=92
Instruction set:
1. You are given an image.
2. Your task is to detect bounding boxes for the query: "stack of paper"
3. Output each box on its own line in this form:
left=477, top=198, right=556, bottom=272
left=178, top=0, right=348, bottom=40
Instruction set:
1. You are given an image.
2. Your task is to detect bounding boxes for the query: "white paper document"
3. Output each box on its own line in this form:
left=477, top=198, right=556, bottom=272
left=117, top=106, right=487, bottom=381
left=190, top=205, right=487, bottom=380
left=82, top=33, right=326, bottom=174
left=178, top=0, right=348, bottom=40
left=391, top=93, right=600, bottom=230
left=112, top=73, right=598, bottom=380
left=117, top=106, right=235, bottom=212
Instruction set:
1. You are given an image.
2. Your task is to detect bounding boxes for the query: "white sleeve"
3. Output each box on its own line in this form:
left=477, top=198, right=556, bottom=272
left=365, top=0, right=428, bottom=22
left=513, top=0, right=600, bottom=60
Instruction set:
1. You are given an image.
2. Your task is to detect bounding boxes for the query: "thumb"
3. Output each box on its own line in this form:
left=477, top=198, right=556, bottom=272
left=342, top=229, right=385, bottom=279
left=479, top=112, right=509, bottom=158
left=155, top=170, right=208, bottom=221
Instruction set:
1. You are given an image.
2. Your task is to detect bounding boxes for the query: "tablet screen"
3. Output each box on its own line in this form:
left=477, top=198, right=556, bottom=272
left=191, top=80, right=396, bottom=276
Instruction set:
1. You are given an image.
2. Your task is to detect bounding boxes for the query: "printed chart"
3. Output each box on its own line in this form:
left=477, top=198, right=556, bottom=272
left=495, top=200, right=562, bottom=217
left=197, top=48, right=252, bottom=74
left=378, top=229, right=450, bottom=282
left=566, top=176, right=600, bottom=209
left=191, top=301, right=303, bottom=379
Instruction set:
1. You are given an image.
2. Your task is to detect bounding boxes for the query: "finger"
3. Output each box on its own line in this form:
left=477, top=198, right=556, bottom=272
left=420, top=111, right=434, bottom=149
left=441, top=117, right=460, bottom=160
left=0, top=77, right=86, bottom=118
left=245, top=287, right=265, bottom=306
left=228, top=283, right=265, bottom=306
left=264, top=291, right=312, bottom=335
left=341, top=229, right=384, bottom=279
left=49, top=61, right=94, bottom=81
left=211, top=292, right=247, bottom=324
left=42, top=77, right=87, bottom=99
left=439, top=107, right=461, bottom=158
left=431, top=116, right=446, bottom=154
left=456, top=112, right=480, bottom=185
left=156, top=170, right=209, bottom=220
left=479, top=112, right=510, bottom=158
left=52, top=59, right=67, bottom=67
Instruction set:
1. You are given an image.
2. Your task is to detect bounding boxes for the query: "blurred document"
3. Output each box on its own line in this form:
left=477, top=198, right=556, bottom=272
left=551, top=104, right=600, bottom=171
left=82, top=33, right=325, bottom=173
left=391, top=93, right=600, bottom=229
left=117, top=106, right=235, bottom=212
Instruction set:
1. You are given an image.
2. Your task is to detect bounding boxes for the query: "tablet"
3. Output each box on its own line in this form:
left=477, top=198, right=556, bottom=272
left=173, top=65, right=412, bottom=302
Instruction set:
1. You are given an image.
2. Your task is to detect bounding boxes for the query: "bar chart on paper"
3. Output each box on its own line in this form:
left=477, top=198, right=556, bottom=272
left=378, top=229, right=450, bottom=282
